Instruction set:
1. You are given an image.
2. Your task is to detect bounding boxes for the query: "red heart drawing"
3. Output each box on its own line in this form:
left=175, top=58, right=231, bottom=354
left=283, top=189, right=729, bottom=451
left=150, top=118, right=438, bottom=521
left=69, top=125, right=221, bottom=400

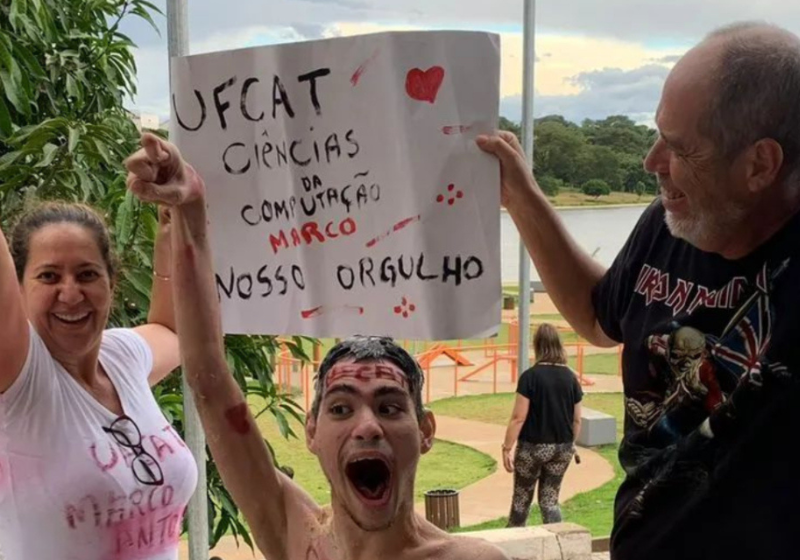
left=406, top=66, right=445, bottom=104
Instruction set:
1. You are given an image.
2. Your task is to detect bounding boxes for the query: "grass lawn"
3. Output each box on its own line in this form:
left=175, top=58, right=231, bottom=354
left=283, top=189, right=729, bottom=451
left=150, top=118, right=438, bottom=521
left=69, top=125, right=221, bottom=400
left=570, top=352, right=621, bottom=376
left=531, top=313, right=565, bottom=322
left=548, top=189, right=653, bottom=207
left=296, top=322, right=514, bottom=361
left=251, top=400, right=496, bottom=504
left=429, top=392, right=625, bottom=537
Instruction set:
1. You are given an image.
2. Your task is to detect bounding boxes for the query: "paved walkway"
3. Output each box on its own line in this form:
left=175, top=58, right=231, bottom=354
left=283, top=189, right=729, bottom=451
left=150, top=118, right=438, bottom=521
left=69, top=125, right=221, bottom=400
left=415, top=416, right=614, bottom=526
left=180, top=415, right=615, bottom=559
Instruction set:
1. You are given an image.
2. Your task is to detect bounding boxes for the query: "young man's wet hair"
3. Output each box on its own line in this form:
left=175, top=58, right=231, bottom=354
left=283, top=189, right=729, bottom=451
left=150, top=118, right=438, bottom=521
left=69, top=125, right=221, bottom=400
left=310, top=335, right=426, bottom=419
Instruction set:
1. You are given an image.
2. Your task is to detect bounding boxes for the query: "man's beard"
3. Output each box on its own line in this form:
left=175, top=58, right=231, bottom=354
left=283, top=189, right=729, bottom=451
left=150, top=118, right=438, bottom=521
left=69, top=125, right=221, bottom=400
left=664, top=194, right=749, bottom=251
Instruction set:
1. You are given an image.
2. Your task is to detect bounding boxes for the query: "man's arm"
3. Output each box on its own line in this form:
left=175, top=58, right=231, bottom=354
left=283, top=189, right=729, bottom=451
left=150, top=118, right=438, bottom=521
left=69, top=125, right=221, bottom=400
left=125, top=133, right=320, bottom=560
left=171, top=197, right=297, bottom=558
left=477, top=132, right=616, bottom=347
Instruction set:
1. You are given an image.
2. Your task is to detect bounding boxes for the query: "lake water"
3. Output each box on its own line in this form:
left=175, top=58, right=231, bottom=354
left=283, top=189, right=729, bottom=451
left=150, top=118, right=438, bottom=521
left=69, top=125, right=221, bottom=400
left=501, top=204, right=649, bottom=284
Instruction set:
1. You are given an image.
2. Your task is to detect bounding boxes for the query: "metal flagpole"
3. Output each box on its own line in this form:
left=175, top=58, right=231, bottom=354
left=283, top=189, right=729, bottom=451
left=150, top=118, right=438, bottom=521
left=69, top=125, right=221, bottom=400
left=166, top=1, right=210, bottom=558
left=517, top=0, right=537, bottom=376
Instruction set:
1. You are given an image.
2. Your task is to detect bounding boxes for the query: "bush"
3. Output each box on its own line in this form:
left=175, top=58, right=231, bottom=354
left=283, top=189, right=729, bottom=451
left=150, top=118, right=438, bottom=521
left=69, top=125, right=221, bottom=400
left=537, top=174, right=565, bottom=196
left=581, top=179, right=611, bottom=198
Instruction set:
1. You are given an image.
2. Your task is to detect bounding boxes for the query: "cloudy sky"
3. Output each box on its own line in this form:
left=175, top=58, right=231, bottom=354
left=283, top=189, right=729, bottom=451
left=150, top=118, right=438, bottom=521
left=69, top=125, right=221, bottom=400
left=123, top=0, right=800, bottom=128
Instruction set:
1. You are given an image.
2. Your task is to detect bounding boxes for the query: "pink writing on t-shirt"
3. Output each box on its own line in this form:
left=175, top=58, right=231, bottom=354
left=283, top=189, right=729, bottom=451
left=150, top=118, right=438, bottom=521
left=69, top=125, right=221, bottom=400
left=110, top=506, right=184, bottom=560
left=89, top=425, right=187, bottom=473
left=65, top=485, right=175, bottom=529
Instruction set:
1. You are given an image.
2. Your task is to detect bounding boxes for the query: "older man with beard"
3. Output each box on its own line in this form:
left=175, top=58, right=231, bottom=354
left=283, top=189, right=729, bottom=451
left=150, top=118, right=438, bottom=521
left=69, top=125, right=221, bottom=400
left=478, top=20, right=800, bottom=560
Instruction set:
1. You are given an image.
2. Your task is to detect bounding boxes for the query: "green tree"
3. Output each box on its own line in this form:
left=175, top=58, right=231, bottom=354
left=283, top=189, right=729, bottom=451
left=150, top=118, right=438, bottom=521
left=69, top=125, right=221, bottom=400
left=537, top=174, right=564, bottom=196
left=621, top=154, right=658, bottom=194
left=498, top=116, right=521, bottom=140
left=533, top=118, right=586, bottom=184
left=581, top=179, right=611, bottom=198
left=574, top=145, right=622, bottom=188
left=582, top=115, right=656, bottom=157
left=0, top=0, right=305, bottom=549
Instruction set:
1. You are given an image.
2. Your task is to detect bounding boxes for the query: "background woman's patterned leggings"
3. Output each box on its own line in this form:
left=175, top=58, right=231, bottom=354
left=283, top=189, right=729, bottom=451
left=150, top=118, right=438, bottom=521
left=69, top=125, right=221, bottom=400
left=508, top=441, right=575, bottom=526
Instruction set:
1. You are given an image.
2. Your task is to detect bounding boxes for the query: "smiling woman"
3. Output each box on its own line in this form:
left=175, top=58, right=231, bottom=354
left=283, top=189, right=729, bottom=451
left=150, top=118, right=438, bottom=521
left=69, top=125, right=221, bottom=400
left=0, top=197, right=197, bottom=560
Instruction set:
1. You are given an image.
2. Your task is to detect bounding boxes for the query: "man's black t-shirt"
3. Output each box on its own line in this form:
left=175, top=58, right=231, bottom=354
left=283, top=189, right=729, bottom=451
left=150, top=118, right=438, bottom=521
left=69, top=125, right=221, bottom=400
left=516, top=364, right=583, bottom=444
left=592, top=200, right=800, bottom=560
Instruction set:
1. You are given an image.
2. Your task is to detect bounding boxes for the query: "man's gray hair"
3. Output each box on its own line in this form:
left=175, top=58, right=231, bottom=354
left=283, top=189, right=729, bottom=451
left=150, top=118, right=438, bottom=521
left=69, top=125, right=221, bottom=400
left=701, top=21, right=800, bottom=189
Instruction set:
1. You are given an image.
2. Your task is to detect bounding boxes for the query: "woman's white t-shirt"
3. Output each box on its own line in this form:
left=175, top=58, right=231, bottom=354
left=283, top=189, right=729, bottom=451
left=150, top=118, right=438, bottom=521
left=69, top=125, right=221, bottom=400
left=0, top=325, right=198, bottom=560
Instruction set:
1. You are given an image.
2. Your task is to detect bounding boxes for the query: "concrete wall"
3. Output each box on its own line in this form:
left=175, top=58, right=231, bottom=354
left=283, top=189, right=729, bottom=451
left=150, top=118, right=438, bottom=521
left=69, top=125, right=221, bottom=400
left=577, top=408, right=616, bottom=447
left=463, top=522, right=592, bottom=560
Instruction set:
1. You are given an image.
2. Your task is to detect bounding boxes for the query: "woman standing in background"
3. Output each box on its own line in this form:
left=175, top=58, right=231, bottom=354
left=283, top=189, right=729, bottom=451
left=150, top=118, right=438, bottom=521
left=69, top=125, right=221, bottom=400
left=502, top=323, right=583, bottom=526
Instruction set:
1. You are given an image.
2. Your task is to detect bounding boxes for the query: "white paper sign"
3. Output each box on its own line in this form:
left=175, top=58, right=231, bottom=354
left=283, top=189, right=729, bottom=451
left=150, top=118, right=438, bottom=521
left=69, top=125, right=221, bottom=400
left=170, top=31, right=501, bottom=339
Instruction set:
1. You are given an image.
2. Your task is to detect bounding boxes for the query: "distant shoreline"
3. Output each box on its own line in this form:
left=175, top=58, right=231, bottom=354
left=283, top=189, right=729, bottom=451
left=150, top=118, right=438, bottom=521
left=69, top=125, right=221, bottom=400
left=553, top=202, right=651, bottom=210
left=501, top=202, right=651, bottom=212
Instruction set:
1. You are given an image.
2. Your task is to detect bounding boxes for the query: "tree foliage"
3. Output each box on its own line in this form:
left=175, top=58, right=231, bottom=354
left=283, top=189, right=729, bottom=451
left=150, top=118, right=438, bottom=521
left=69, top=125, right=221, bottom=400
left=0, top=0, right=307, bottom=549
left=581, top=178, right=611, bottom=198
left=498, top=113, right=658, bottom=195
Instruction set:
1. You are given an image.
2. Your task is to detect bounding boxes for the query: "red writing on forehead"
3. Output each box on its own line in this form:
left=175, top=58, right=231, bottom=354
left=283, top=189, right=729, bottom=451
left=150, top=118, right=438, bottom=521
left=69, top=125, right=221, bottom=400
left=325, top=364, right=408, bottom=389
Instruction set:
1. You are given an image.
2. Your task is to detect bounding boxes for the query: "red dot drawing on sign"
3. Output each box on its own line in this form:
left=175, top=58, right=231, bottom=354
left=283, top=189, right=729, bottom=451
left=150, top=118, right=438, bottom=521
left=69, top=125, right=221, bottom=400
left=405, top=66, right=445, bottom=104
left=436, top=183, right=464, bottom=206
left=393, top=297, right=417, bottom=319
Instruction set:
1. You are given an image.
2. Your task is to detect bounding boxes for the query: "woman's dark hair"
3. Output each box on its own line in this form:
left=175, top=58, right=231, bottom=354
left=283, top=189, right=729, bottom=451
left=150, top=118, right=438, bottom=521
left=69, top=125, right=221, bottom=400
left=533, top=323, right=568, bottom=366
left=10, top=202, right=118, bottom=283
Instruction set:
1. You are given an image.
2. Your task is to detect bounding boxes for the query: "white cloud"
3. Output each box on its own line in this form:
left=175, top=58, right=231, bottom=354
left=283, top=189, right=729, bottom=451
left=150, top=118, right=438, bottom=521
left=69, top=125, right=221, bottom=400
left=130, top=25, right=308, bottom=119
left=124, top=0, right=800, bottom=127
left=500, top=64, right=670, bottom=124
left=124, top=0, right=800, bottom=48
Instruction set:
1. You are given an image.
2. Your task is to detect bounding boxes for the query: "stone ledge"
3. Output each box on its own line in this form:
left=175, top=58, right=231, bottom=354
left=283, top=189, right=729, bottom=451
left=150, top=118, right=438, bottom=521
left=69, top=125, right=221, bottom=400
left=462, top=523, right=592, bottom=560
left=577, top=407, right=616, bottom=447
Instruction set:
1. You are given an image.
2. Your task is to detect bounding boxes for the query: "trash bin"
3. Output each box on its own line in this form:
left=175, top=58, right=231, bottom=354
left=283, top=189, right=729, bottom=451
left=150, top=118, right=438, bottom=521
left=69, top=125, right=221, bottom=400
left=424, top=488, right=460, bottom=530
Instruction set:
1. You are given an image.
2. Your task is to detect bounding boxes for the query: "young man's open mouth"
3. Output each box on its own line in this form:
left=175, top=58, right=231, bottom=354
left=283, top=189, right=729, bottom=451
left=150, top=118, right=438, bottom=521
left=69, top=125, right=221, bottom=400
left=345, top=455, right=393, bottom=506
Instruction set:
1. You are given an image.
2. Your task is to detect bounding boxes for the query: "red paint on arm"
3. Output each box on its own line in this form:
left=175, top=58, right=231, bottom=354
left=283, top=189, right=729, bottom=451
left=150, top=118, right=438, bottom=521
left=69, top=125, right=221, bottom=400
left=183, top=244, right=196, bottom=266
left=224, top=403, right=251, bottom=435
